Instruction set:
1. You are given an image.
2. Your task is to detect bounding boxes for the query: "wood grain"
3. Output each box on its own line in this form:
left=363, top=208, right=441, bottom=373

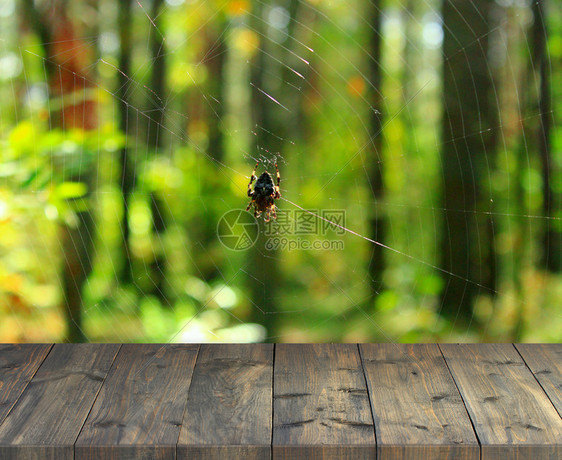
left=0, top=343, right=119, bottom=460
left=441, top=343, right=562, bottom=460
left=360, top=343, right=479, bottom=460
left=0, top=343, right=559, bottom=459
left=177, top=344, right=273, bottom=460
left=273, top=343, right=375, bottom=460
left=515, top=343, right=562, bottom=417
left=0, top=344, right=52, bottom=426
left=75, top=344, right=199, bottom=460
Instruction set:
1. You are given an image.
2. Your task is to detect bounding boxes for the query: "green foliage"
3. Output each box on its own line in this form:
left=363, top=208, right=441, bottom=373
left=0, top=0, right=560, bottom=343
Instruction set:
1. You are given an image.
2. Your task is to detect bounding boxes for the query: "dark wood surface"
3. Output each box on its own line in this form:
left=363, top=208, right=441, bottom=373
left=273, top=344, right=375, bottom=460
left=178, top=344, right=273, bottom=460
left=441, top=343, right=562, bottom=460
left=515, top=343, right=562, bottom=417
left=360, top=343, right=479, bottom=460
left=75, top=344, right=199, bottom=460
left=0, top=343, right=119, bottom=460
left=0, top=343, right=559, bottom=460
left=0, top=344, right=52, bottom=426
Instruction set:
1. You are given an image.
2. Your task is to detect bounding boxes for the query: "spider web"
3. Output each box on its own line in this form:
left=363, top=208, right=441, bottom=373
left=0, top=0, right=561, bottom=345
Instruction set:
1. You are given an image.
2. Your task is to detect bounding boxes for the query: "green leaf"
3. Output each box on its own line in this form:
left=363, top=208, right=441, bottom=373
left=20, top=169, right=41, bottom=189
left=9, top=122, right=38, bottom=157
left=55, top=182, right=88, bottom=200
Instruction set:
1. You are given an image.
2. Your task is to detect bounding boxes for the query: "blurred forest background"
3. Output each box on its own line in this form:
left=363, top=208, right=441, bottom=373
left=0, top=0, right=561, bottom=343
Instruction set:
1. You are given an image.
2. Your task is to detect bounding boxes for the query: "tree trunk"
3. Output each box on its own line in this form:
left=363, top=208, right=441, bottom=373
left=206, top=27, right=227, bottom=164
left=60, top=205, right=94, bottom=343
left=248, top=1, right=279, bottom=338
left=248, top=0, right=304, bottom=339
left=189, top=20, right=228, bottom=282
left=22, top=0, right=99, bottom=342
left=531, top=0, right=559, bottom=271
left=118, top=0, right=135, bottom=283
left=367, top=0, right=385, bottom=296
left=147, top=0, right=169, bottom=302
left=440, top=0, right=498, bottom=322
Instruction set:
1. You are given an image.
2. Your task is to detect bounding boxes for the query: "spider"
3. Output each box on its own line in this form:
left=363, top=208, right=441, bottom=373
left=245, top=161, right=281, bottom=222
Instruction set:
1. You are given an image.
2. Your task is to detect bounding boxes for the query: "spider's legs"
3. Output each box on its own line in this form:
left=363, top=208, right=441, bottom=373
left=248, top=161, right=259, bottom=197
left=271, top=205, right=277, bottom=220
left=274, top=163, right=281, bottom=198
left=246, top=200, right=253, bottom=212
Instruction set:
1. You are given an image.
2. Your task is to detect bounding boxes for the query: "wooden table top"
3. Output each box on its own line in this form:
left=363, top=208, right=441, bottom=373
left=0, top=343, right=560, bottom=460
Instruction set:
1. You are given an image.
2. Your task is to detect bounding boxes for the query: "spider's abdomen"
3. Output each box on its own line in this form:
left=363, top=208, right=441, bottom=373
left=246, top=162, right=280, bottom=221
left=254, top=172, right=275, bottom=196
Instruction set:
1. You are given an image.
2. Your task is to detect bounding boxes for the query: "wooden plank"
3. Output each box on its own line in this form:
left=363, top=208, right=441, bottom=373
left=0, top=344, right=52, bottom=426
left=441, top=343, right=562, bottom=460
left=0, top=343, right=119, bottom=460
left=75, top=344, right=199, bottom=460
left=177, top=344, right=273, bottom=460
left=515, top=343, right=562, bottom=417
left=360, top=343, right=479, bottom=460
left=273, top=343, right=375, bottom=460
